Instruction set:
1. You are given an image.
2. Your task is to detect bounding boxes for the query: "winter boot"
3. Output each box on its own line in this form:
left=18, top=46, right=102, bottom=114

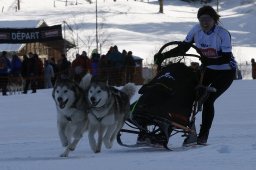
left=136, top=132, right=148, bottom=144
left=150, top=132, right=168, bottom=147
left=197, top=128, right=209, bottom=145
left=183, top=122, right=197, bottom=147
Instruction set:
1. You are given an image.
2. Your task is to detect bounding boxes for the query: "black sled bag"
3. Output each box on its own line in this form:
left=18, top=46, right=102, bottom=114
left=132, top=63, right=198, bottom=126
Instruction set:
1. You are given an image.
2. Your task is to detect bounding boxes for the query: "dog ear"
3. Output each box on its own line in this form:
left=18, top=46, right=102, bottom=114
left=79, top=73, right=92, bottom=90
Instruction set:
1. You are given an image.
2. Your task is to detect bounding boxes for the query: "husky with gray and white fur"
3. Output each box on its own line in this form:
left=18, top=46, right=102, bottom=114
left=84, top=78, right=136, bottom=153
left=52, top=74, right=92, bottom=157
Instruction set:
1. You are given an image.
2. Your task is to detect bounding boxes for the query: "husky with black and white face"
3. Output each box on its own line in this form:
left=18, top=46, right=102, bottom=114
left=52, top=74, right=91, bottom=157
left=84, top=77, right=136, bottom=153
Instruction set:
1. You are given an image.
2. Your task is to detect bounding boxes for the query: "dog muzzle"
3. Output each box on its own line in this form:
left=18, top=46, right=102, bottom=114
left=57, top=97, right=68, bottom=109
left=90, top=97, right=101, bottom=107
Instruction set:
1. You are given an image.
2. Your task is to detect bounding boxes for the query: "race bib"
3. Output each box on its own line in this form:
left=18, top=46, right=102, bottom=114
left=200, top=48, right=218, bottom=58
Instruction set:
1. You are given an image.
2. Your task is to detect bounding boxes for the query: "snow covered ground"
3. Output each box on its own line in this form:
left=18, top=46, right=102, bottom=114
left=0, top=80, right=256, bottom=170
left=0, top=0, right=256, bottom=169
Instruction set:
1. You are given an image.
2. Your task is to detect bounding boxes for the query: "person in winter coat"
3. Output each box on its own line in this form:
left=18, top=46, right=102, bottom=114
left=57, top=54, right=71, bottom=79
left=23, top=52, right=39, bottom=94
left=71, top=51, right=90, bottom=83
left=251, top=58, right=256, bottom=79
left=90, top=49, right=100, bottom=76
left=8, top=54, right=23, bottom=92
left=0, top=51, right=11, bottom=95
left=10, top=54, right=22, bottom=77
left=108, top=45, right=124, bottom=85
left=36, top=55, right=44, bottom=89
left=48, top=57, right=58, bottom=86
left=21, top=55, right=29, bottom=78
left=44, top=60, right=54, bottom=88
left=124, top=51, right=135, bottom=83
left=154, top=6, right=236, bottom=146
left=80, top=51, right=92, bottom=74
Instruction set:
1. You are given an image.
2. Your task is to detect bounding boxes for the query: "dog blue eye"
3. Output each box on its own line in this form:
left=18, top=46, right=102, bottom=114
left=97, top=90, right=101, bottom=93
left=56, top=90, right=59, bottom=93
left=64, top=90, right=68, bottom=93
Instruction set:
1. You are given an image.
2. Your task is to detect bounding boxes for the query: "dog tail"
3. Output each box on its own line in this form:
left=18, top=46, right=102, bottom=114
left=121, top=83, right=136, bottom=100
left=79, top=73, right=92, bottom=91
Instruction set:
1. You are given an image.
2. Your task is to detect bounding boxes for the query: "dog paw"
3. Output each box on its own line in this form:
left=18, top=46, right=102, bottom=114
left=60, top=152, right=69, bottom=157
left=104, top=141, right=112, bottom=149
left=68, top=145, right=75, bottom=151
left=93, top=146, right=101, bottom=153
left=95, top=149, right=101, bottom=153
left=62, top=143, right=68, bottom=147
left=61, top=141, right=68, bottom=147
left=60, top=147, right=72, bottom=157
left=105, top=144, right=112, bottom=149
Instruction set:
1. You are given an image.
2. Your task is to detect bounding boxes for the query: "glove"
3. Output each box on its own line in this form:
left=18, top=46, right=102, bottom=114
left=200, top=56, right=208, bottom=66
left=229, top=60, right=237, bottom=70
left=224, top=53, right=237, bottom=70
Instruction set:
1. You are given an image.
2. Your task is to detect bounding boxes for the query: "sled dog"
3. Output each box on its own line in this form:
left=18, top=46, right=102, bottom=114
left=85, top=77, right=136, bottom=153
left=52, top=74, right=91, bottom=157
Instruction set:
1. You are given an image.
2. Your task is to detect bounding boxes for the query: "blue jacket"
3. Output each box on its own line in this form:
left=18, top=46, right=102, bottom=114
left=11, top=56, right=22, bottom=75
left=0, top=56, right=11, bottom=75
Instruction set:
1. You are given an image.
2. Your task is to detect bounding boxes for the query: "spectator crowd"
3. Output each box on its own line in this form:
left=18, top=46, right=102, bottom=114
left=0, top=45, right=136, bottom=96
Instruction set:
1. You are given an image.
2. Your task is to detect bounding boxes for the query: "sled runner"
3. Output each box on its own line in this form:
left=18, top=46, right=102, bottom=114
left=117, top=41, right=216, bottom=150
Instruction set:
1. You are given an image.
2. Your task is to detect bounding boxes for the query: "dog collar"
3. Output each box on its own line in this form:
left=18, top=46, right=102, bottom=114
left=91, top=113, right=104, bottom=122
left=90, top=103, right=106, bottom=109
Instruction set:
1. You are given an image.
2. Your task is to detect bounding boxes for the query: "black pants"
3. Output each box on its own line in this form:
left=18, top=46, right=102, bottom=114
left=23, top=76, right=37, bottom=93
left=201, top=68, right=235, bottom=131
left=0, top=75, right=8, bottom=95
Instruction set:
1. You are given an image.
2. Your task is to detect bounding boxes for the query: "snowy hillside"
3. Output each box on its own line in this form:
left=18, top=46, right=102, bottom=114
left=0, top=0, right=255, bottom=65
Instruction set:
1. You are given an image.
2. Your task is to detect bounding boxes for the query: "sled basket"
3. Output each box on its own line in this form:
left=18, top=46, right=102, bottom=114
left=132, top=62, right=198, bottom=127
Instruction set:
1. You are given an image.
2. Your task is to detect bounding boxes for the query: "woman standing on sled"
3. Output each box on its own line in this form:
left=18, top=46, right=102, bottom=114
left=154, top=6, right=236, bottom=146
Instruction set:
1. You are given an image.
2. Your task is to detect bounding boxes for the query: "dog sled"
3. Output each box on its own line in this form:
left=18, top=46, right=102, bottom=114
left=117, top=41, right=216, bottom=150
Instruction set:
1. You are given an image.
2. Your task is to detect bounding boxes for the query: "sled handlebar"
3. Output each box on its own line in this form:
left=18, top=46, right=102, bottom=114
left=157, top=41, right=203, bottom=59
left=154, top=41, right=204, bottom=70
